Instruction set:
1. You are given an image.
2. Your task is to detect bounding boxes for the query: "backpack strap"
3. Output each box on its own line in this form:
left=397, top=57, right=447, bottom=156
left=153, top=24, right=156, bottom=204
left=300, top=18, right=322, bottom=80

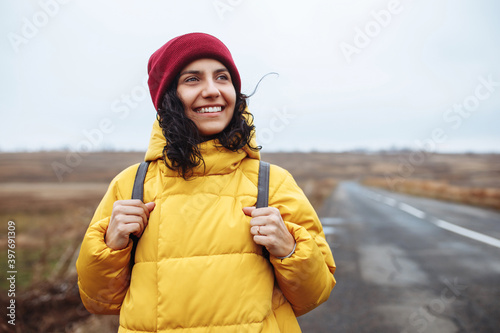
left=256, top=161, right=271, bottom=259
left=129, top=160, right=271, bottom=262
left=130, top=161, right=150, bottom=269
left=256, top=161, right=270, bottom=208
left=132, top=161, right=151, bottom=201
left=133, top=160, right=268, bottom=205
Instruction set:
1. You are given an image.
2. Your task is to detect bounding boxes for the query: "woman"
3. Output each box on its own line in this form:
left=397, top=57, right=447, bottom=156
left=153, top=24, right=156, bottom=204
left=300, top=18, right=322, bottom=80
left=77, top=32, right=336, bottom=332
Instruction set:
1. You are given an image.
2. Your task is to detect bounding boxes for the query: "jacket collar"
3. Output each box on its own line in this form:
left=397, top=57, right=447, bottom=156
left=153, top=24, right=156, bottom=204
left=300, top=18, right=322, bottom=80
left=144, top=119, right=260, bottom=177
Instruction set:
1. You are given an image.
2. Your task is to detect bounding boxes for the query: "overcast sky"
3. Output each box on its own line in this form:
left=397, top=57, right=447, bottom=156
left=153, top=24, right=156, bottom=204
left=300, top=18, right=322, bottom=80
left=1, top=0, right=499, bottom=153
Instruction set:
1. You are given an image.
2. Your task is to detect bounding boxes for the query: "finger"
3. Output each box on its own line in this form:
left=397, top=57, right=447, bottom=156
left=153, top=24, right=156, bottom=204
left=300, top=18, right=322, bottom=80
left=114, top=206, right=150, bottom=228
left=250, top=225, right=267, bottom=236
left=250, top=225, right=258, bottom=235
left=127, top=221, right=147, bottom=238
left=115, top=204, right=146, bottom=215
left=130, top=225, right=145, bottom=238
left=115, top=221, right=142, bottom=237
left=259, top=225, right=271, bottom=236
left=248, top=206, right=280, bottom=218
left=131, top=228, right=143, bottom=238
left=249, top=216, right=270, bottom=227
left=113, top=201, right=151, bottom=220
left=129, top=201, right=154, bottom=219
left=124, top=202, right=155, bottom=222
left=252, top=234, right=268, bottom=246
left=114, top=199, right=146, bottom=208
left=242, top=206, right=256, bottom=216
left=145, top=202, right=156, bottom=212
left=114, top=214, right=147, bottom=230
left=249, top=213, right=283, bottom=227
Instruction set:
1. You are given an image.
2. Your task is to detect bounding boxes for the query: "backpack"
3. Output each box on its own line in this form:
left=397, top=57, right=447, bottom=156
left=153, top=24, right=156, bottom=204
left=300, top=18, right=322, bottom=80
left=129, top=160, right=271, bottom=266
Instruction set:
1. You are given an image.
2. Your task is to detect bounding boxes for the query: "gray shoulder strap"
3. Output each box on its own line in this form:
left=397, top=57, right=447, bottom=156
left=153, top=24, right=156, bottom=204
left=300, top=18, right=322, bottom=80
left=132, top=161, right=150, bottom=201
left=256, top=161, right=270, bottom=208
left=257, top=161, right=271, bottom=260
left=130, top=161, right=150, bottom=269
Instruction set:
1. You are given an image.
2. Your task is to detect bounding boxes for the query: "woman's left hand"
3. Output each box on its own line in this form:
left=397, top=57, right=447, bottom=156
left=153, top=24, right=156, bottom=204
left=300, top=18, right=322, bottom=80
left=243, top=206, right=295, bottom=258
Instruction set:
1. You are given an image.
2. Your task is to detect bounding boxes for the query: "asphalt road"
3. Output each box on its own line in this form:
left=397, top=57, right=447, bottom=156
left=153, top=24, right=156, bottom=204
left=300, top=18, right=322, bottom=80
left=298, top=181, right=500, bottom=333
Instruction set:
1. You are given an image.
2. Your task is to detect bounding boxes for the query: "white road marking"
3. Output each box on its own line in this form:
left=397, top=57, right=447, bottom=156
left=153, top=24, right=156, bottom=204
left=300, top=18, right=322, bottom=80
left=383, top=197, right=397, bottom=207
left=398, top=203, right=426, bottom=219
left=320, top=217, right=344, bottom=226
left=365, top=192, right=382, bottom=201
left=363, top=186, right=500, bottom=250
left=364, top=189, right=396, bottom=206
left=322, top=226, right=337, bottom=235
left=433, top=219, right=500, bottom=249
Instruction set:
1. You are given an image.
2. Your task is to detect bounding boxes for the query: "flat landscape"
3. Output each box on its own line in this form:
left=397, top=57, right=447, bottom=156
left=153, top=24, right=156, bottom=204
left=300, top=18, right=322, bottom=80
left=0, top=151, right=499, bottom=332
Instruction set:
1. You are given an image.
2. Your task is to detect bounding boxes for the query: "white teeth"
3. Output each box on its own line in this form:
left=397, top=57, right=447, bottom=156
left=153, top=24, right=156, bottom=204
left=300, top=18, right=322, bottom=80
left=196, top=106, right=222, bottom=113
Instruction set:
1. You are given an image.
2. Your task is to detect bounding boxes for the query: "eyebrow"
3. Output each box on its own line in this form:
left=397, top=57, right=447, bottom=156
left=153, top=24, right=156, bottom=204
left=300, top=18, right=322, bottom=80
left=179, top=68, right=229, bottom=76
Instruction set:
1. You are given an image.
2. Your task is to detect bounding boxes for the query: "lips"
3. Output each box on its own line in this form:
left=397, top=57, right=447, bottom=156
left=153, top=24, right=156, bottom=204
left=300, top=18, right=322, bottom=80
left=194, top=106, right=224, bottom=113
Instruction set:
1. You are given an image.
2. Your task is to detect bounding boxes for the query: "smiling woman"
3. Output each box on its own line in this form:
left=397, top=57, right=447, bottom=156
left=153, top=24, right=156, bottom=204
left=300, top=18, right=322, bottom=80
left=76, top=32, right=336, bottom=333
left=177, top=59, right=236, bottom=137
left=151, top=34, right=258, bottom=179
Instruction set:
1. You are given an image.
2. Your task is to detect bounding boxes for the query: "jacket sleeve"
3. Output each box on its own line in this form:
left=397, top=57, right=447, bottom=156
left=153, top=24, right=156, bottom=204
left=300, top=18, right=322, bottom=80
left=76, top=166, right=137, bottom=315
left=268, top=167, right=336, bottom=317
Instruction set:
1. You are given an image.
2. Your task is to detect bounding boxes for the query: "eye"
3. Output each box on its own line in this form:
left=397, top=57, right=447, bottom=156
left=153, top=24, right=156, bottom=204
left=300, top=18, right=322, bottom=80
left=184, top=76, right=199, bottom=83
left=216, top=73, right=230, bottom=81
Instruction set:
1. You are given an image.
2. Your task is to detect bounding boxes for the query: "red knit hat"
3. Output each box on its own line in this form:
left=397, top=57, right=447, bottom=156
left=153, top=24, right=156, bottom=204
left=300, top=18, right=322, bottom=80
left=147, top=32, right=241, bottom=111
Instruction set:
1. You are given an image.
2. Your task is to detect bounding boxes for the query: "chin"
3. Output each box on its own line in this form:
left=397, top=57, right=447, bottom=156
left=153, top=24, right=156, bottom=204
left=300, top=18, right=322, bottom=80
left=200, top=129, right=223, bottom=137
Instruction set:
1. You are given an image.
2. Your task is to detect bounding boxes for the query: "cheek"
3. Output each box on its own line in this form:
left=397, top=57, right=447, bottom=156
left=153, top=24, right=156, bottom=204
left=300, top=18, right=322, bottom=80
left=176, top=91, right=193, bottom=115
left=176, top=87, right=194, bottom=105
left=224, top=88, right=237, bottom=107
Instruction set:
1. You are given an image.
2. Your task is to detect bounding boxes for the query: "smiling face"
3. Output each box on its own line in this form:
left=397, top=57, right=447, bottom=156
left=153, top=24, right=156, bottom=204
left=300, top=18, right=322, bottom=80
left=176, top=58, right=237, bottom=137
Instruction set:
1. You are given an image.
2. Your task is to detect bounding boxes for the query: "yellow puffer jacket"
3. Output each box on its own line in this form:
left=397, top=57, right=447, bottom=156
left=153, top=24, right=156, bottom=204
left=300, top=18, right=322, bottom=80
left=77, top=120, right=336, bottom=332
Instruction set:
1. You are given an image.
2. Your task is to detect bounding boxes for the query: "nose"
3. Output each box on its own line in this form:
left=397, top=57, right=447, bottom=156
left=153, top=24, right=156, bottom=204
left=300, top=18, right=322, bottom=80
left=201, top=79, right=220, bottom=98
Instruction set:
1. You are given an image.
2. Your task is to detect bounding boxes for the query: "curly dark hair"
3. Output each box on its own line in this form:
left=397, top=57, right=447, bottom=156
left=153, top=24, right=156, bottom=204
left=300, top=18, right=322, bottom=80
left=157, top=78, right=261, bottom=179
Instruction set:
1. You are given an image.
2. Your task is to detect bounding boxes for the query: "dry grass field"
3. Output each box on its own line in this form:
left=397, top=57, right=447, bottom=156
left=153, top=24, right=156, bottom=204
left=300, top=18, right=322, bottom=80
left=0, top=151, right=499, bottom=332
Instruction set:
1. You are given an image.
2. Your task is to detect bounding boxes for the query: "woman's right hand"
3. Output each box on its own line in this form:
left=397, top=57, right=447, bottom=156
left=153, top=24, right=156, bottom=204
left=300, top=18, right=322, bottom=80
left=105, top=200, right=156, bottom=250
